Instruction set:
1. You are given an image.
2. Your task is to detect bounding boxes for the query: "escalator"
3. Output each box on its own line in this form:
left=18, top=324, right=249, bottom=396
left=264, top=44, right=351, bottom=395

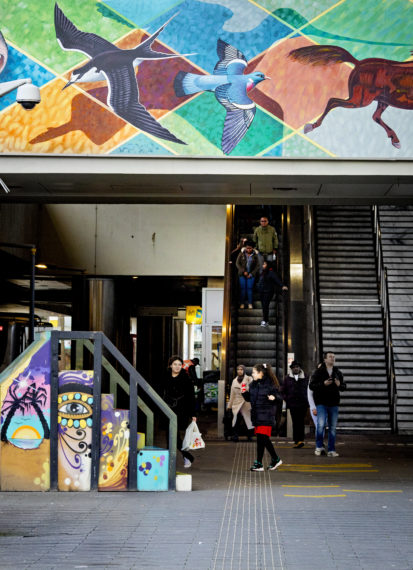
left=227, top=206, right=287, bottom=383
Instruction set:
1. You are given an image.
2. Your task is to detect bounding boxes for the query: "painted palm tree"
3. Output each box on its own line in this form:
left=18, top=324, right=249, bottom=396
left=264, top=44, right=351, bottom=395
left=25, top=384, right=50, bottom=439
left=1, top=382, right=29, bottom=442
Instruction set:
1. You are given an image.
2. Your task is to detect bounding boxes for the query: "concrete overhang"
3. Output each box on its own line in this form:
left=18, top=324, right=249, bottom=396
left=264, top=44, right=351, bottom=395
left=0, top=154, right=412, bottom=204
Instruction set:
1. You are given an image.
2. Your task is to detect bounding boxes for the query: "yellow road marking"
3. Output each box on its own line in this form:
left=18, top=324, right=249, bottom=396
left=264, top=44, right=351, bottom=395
left=280, top=469, right=378, bottom=473
left=281, top=464, right=372, bottom=468
left=282, top=485, right=341, bottom=488
left=342, top=489, right=403, bottom=493
left=284, top=495, right=347, bottom=499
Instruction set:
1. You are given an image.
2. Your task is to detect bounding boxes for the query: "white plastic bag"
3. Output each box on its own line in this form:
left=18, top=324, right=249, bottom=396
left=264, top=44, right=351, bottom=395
left=181, top=420, right=205, bottom=451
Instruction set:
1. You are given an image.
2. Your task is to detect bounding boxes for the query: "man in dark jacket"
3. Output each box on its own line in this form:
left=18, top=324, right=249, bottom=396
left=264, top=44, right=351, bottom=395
left=257, top=261, right=288, bottom=326
left=281, top=361, right=309, bottom=448
left=309, top=351, right=346, bottom=457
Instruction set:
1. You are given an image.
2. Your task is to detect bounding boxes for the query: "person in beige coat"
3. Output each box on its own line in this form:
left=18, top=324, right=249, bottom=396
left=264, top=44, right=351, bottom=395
left=228, top=365, right=254, bottom=441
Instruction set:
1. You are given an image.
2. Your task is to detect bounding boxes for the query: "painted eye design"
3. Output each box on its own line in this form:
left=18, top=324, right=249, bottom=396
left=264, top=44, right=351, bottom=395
left=58, top=393, right=93, bottom=420
left=59, top=401, right=91, bottom=417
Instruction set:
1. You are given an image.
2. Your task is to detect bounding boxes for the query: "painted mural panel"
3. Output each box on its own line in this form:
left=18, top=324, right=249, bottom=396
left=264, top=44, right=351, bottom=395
left=0, top=335, right=51, bottom=491
left=0, top=0, right=412, bottom=158
left=99, top=393, right=146, bottom=491
left=58, top=370, right=94, bottom=491
left=99, top=393, right=129, bottom=491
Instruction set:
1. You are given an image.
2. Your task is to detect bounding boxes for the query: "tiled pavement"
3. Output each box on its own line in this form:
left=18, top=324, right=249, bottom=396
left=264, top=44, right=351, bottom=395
left=0, top=434, right=412, bottom=569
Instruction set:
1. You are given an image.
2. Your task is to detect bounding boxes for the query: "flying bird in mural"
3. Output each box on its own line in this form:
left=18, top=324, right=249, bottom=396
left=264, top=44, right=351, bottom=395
left=54, top=3, right=189, bottom=145
left=289, top=45, right=413, bottom=149
left=174, top=39, right=269, bottom=154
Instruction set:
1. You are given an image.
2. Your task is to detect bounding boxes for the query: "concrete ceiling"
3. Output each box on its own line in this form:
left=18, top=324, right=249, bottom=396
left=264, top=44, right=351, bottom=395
left=0, top=154, right=413, bottom=204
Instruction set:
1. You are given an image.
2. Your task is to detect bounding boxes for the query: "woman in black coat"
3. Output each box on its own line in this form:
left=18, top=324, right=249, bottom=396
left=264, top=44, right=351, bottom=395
left=243, top=363, right=283, bottom=471
left=257, top=261, right=288, bottom=326
left=163, top=356, right=197, bottom=468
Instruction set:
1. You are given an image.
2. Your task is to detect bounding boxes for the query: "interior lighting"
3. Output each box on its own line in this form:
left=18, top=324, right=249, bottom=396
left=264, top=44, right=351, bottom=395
left=290, top=263, right=303, bottom=281
left=35, top=264, right=48, bottom=269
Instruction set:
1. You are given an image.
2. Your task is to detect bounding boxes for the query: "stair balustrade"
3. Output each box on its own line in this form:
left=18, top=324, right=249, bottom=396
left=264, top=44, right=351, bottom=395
left=50, top=330, right=177, bottom=491
left=372, top=207, right=397, bottom=433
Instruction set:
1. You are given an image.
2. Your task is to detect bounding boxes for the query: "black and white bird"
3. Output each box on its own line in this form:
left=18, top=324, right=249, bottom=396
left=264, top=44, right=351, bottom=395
left=54, top=3, right=189, bottom=145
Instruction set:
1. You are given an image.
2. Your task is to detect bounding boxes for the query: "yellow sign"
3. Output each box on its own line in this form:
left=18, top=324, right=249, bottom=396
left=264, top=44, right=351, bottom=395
left=186, top=306, right=202, bottom=324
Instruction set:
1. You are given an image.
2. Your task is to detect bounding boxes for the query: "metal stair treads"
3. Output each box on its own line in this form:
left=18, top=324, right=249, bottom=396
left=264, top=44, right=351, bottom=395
left=315, top=206, right=390, bottom=430
left=379, top=205, right=413, bottom=434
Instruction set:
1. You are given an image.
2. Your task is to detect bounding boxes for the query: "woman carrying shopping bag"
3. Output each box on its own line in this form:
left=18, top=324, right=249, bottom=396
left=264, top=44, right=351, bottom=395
left=163, top=355, right=197, bottom=468
left=243, top=363, right=283, bottom=471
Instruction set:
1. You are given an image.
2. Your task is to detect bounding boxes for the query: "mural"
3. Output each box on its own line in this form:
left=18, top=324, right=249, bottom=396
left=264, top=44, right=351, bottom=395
left=0, top=0, right=412, bottom=158
left=0, top=336, right=51, bottom=491
left=289, top=45, right=413, bottom=149
left=137, top=448, right=169, bottom=491
left=99, top=393, right=129, bottom=491
left=174, top=39, right=269, bottom=154
left=58, top=370, right=94, bottom=491
left=99, top=394, right=146, bottom=490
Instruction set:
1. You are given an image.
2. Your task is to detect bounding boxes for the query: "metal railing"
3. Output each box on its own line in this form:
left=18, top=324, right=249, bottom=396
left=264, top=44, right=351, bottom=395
left=78, top=339, right=154, bottom=446
left=372, top=206, right=397, bottom=432
left=50, top=331, right=177, bottom=491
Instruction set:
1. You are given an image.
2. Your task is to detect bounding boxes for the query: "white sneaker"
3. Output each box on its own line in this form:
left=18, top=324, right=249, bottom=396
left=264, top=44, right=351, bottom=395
left=248, top=304, right=253, bottom=309
left=314, top=447, right=325, bottom=456
left=327, top=451, right=339, bottom=457
left=268, top=458, right=283, bottom=471
left=240, top=304, right=245, bottom=309
left=260, top=321, right=267, bottom=327
left=183, top=458, right=192, bottom=468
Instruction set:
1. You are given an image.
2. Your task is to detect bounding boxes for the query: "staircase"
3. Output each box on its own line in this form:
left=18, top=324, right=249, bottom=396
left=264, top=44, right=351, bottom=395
left=315, top=206, right=390, bottom=429
left=0, top=331, right=176, bottom=491
left=379, top=205, right=413, bottom=434
left=229, top=206, right=286, bottom=381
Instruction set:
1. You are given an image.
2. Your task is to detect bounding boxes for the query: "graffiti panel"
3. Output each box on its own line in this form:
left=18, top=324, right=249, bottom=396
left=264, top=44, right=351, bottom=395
left=99, top=393, right=146, bottom=491
left=57, top=370, right=94, bottom=491
left=99, top=393, right=129, bottom=491
left=0, top=335, right=51, bottom=491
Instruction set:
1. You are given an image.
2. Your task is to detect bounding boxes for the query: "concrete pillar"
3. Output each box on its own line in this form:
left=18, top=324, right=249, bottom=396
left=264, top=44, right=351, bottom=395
left=72, top=277, right=132, bottom=358
left=287, top=207, right=305, bottom=365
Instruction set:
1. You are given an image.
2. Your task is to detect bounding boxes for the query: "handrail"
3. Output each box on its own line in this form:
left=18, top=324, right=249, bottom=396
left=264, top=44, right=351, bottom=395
left=220, top=204, right=235, bottom=387
left=312, top=206, right=323, bottom=360
left=81, top=339, right=154, bottom=446
left=50, top=331, right=177, bottom=491
left=277, top=206, right=288, bottom=378
left=372, top=206, right=397, bottom=433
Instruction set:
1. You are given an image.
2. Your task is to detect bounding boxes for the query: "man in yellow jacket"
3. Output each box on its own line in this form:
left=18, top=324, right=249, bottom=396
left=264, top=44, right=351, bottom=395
left=253, top=216, right=278, bottom=265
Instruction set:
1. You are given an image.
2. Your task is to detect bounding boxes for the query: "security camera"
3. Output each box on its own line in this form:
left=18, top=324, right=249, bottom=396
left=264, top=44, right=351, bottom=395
left=16, top=82, right=41, bottom=110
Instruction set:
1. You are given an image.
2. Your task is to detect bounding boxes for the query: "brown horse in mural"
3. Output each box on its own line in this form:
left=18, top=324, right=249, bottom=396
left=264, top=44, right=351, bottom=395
left=289, top=45, right=413, bottom=148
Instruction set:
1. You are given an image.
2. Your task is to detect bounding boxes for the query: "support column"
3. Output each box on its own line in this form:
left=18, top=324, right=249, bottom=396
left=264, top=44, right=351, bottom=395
left=287, top=207, right=306, bottom=366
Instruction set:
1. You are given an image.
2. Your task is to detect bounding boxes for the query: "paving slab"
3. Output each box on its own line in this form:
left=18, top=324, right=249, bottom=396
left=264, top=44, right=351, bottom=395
left=0, top=434, right=412, bottom=569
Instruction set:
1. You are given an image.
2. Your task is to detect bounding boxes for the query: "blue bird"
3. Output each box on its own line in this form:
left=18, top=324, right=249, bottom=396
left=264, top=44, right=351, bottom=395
left=174, top=39, right=269, bottom=154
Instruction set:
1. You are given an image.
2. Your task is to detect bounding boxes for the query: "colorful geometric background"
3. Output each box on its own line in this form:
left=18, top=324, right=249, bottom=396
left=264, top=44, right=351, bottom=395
left=0, top=0, right=412, bottom=158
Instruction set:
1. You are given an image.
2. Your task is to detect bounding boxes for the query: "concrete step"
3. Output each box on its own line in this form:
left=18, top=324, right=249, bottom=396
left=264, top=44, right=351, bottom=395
left=322, top=324, right=384, bottom=332
left=321, top=305, right=381, bottom=313
left=237, top=341, right=276, bottom=350
left=238, top=325, right=278, bottom=333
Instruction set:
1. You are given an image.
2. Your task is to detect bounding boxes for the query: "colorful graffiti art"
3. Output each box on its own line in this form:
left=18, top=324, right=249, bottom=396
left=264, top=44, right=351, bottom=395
left=0, top=336, right=51, bottom=491
left=0, top=0, right=412, bottom=158
left=58, top=370, right=94, bottom=491
left=99, top=393, right=129, bottom=491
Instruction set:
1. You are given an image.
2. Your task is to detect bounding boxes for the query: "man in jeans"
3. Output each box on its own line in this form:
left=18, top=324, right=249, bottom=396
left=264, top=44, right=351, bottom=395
left=253, top=216, right=278, bottom=266
left=309, top=351, right=346, bottom=457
